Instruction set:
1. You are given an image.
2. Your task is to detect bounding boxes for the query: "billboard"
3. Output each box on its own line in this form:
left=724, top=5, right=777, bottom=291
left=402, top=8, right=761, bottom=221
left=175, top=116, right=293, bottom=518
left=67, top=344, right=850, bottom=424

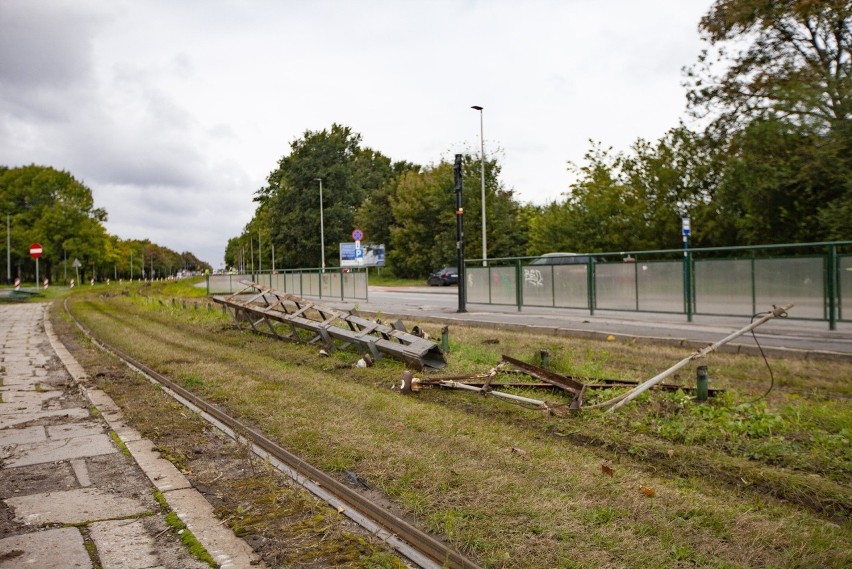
left=339, top=243, right=385, bottom=268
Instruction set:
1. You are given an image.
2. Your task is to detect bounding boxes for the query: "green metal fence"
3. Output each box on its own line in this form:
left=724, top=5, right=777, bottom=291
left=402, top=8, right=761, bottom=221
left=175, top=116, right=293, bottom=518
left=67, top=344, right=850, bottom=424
left=207, top=267, right=368, bottom=301
left=464, top=241, right=851, bottom=330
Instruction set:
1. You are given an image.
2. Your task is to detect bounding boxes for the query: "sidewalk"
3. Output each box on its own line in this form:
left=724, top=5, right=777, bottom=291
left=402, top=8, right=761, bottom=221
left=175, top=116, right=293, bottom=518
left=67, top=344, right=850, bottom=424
left=0, top=303, right=265, bottom=569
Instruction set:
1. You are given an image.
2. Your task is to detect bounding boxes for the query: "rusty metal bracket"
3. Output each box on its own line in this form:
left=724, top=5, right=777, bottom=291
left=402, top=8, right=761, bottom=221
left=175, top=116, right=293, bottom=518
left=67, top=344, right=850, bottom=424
left=213, top=280, right=447, bottom=370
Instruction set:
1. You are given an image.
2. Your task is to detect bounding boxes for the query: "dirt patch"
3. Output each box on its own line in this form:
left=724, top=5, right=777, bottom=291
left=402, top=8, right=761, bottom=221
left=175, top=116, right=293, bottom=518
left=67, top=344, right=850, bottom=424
left=0, top=461, right=78, bottom=498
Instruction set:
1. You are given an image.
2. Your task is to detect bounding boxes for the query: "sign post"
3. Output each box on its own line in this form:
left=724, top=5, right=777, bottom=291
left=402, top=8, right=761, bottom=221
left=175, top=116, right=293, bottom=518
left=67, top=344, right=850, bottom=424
left=29, top=243, right=43, bottom=290
left=681, top=218, right=692, bottom=322
left=72, top=258, right=81, bottom=288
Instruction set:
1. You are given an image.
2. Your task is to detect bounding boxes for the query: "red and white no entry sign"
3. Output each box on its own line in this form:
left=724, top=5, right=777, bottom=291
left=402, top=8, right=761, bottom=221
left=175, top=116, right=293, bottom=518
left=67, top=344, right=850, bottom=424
left=29, top=243, right=43, bottom=258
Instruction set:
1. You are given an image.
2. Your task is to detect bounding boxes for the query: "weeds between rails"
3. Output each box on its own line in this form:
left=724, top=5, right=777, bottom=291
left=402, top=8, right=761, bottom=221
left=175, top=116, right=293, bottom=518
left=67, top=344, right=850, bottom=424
left=62, top=282, right=852, bottom=568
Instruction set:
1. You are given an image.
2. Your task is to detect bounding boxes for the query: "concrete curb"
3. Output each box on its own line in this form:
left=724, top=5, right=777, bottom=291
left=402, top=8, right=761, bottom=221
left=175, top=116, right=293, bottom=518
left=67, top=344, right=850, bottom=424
left=354, top=310, right=852, bottom=363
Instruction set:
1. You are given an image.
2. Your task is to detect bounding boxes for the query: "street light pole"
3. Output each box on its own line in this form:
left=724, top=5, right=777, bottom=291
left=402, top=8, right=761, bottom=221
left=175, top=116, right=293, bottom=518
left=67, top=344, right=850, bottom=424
left=471, top=106, right=487, bottom=266
left=6, top=213, right=10, bottom=284
left=316, top=178, right=325, bottom=271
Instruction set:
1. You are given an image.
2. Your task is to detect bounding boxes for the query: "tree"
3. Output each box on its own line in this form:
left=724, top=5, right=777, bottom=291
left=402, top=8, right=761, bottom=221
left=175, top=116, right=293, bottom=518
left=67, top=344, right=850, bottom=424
left=257, top=124, right=395, bottom=269
left=0, top=165, right=108, bottom=282
left=355, top=160, right=420, bottom=255
left=686, top=0, right=851, bottom=134
left=531, top=128, right=728, bottom=253
left=683, top=1, right=851, bottom=245
left=388, top=154, right=528, bottom=277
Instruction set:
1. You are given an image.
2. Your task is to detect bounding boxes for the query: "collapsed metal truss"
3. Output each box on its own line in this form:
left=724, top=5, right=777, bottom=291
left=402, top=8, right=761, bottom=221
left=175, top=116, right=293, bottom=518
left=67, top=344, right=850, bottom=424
left=213, top=280, right=447, bottom=370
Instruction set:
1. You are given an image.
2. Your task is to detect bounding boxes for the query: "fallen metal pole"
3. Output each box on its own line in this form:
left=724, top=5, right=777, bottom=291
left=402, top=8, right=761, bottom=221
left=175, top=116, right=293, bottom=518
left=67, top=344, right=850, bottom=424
left=605, top=304, right=793, bottom=412
left=439, top=381, right=548, bottom=407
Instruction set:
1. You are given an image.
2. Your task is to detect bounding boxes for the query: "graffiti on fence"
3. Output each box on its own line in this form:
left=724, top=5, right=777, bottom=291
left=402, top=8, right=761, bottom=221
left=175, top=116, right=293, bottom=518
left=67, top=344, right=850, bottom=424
left=524, top=268, right=544, bottom=287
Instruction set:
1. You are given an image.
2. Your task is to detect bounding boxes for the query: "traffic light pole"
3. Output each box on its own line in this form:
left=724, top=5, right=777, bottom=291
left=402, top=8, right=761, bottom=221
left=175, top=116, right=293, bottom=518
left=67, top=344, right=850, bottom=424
left=454, top=154, right=466, bottom=313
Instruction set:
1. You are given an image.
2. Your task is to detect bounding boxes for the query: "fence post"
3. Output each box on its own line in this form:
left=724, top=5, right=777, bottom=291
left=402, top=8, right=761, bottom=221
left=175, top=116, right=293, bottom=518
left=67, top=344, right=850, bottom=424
left=685, top=250, right=694, bottom=322
left=696, top=365, right=708, bottom=402
left=828, top=244, right=837, bottom=331
left=587, top=257, right=595, bottom=316
left=516, top=259, right=523, bottom=312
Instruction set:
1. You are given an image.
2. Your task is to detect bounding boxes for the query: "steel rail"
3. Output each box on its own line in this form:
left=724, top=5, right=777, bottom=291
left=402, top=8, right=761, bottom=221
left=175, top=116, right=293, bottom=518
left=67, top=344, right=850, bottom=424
left=63, top=298, right=480, bottom=569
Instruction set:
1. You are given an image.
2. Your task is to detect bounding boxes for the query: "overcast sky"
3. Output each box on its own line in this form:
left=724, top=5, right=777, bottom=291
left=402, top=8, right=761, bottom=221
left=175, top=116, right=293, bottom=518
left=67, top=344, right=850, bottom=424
left=1, top=0, right=713, bottom=266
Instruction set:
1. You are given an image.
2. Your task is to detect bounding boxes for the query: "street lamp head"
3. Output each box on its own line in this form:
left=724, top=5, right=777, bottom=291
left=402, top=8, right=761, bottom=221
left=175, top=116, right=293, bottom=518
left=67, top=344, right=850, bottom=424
left=471, top=105, right=483, bottom=111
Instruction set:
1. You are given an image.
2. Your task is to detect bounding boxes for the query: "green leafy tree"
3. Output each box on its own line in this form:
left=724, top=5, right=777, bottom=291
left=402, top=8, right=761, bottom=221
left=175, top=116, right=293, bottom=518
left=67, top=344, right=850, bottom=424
left=257, top=124, right=395, bottom=269
left=686, top=0, right=851, bottom=134
left=388, top=163, right=456, bottom=277
left=388, top=154, right=527, bottom=277
left=355, top=160, right=421, bottom=256
left=0, top=165, right=108, bottom=283
left=532, top=129, right=725, bottom=253
left=685, top=1, right=851, bottom=244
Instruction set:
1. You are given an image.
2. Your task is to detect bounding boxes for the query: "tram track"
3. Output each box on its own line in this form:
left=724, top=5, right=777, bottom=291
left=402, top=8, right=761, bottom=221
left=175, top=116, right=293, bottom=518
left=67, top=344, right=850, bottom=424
left=63, top=297, right=481, bottom=569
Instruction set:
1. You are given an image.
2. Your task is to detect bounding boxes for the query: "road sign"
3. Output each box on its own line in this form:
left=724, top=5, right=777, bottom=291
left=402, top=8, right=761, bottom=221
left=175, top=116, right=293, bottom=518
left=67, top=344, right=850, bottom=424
left=29, top=243, right=43, bottom=258
left=352, top=228, right=364, bottom=241
left=72, top=258, right=82, bottom=268
left=681, top=218, right=691, bottom=236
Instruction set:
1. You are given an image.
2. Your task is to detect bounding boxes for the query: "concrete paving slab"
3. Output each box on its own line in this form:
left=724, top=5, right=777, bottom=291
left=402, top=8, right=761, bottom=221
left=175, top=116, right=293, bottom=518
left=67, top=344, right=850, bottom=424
left=89, top=519, right=160, bottom=569
left=6, top=487, right=151, bottom=525
left=0, top=391, right=61, bottom=412
left=0, top=408, right=91, bottom=428
left=0, top=526, right=91, bottom=568
left=5, top=432, right=117, bottom=468
left=47, top=422, right=106, bottom=440
left=0, top=425, right=46, bottom=445
left=0, top=378, right=29, bottom=388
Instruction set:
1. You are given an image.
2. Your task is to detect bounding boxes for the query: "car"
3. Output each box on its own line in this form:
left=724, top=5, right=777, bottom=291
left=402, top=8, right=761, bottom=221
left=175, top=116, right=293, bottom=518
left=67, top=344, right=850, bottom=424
left=427, top=267, right=459, bottom=286
left=529, top=252, right=600, bottom=265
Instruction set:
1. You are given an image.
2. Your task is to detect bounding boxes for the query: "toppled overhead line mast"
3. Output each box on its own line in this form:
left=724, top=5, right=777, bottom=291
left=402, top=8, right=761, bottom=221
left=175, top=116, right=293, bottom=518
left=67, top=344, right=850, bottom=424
left=213, top=280, right=447, bottom=370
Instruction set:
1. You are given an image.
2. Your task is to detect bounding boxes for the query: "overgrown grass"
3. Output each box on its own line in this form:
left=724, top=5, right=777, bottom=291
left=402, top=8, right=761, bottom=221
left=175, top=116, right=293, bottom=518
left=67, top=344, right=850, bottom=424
left=63, top=284, right=852, bottom=568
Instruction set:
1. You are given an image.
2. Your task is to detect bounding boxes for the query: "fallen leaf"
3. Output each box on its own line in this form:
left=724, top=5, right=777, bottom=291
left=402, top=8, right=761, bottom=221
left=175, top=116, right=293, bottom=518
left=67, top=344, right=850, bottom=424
left=640, top=485, right=656, bottom=497
left=393, top=422, right=404, bottom=431
left=337, top=506, right=346, bottom=514
left=667, top=449, right=674, bottom=458
left=511, top=447, right=528, bottom=457
left=606, top=335, right=616, bottom=342
left=600, top=464, right=614, bottom=477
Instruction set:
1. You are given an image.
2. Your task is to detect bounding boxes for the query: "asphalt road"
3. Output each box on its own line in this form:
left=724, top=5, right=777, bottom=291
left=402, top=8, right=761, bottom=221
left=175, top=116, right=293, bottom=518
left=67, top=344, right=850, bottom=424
left=317, top=286, right=852, bottom=359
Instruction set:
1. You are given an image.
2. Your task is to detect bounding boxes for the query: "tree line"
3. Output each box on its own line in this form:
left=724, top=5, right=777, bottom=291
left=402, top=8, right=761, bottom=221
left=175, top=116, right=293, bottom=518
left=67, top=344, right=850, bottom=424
left=230, top=0, right=849, bottom=278
left=0, top=164, right=211, bottom=284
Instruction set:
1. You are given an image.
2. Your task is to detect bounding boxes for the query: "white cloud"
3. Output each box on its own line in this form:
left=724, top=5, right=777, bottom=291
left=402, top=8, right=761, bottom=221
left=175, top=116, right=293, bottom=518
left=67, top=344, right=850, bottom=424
left=0, top=0, right=712, bottom=265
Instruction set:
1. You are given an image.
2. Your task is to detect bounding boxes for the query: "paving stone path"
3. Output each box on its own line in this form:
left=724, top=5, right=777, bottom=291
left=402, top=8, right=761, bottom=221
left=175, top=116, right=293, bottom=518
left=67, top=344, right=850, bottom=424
left=0, top=303, right=265, bottom=569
